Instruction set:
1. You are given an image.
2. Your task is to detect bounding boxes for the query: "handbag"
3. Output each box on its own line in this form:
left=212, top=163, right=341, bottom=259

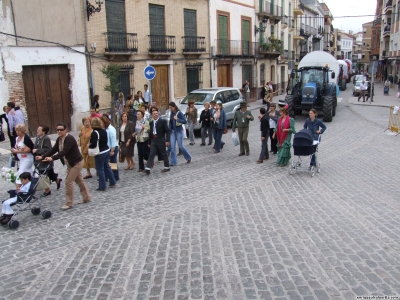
left=88, top=130, right=100, bottom=157
left=223, top=128, right=228, bottom=134
left=232, top=132, right=239, bottom=146
left=109, top=162, right=118, bottom=170
left=0, top=127, right=5, bottom=142
left=119, top=150, right=125, bottom=163
left=36, top=175, right=50, bottom=191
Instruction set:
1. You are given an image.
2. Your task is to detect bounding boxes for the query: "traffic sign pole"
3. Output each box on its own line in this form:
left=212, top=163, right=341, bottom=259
left=149, top=80, right=152, bottom=106
left=144, top=65, right=156, bottom=106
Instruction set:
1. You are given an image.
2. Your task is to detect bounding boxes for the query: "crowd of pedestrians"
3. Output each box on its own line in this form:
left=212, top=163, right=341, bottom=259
left=0, top=89, right=327, bottom=217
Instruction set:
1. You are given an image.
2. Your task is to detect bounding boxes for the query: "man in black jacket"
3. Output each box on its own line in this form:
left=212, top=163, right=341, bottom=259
left=257, top=107, right=270, bottom=163
left=144, top=109, right=171, bottom=175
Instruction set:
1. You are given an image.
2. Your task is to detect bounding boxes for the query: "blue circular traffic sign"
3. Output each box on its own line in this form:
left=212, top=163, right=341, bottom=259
left=144, top=65, right=156, bottom=80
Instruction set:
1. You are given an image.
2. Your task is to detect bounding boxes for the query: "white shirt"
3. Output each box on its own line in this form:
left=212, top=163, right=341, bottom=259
left=269, top=84, right=273, bottom=92
left=360, top=83, right=368, bottom=91
left=144, top=90, right=150, bottom=103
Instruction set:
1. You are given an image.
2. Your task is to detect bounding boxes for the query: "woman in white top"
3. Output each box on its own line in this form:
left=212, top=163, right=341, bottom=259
left=11, top=124, right=34, bottom=186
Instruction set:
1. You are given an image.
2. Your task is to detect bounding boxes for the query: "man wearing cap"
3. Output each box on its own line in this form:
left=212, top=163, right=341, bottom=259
left=232, top=102, right=254, bottom=156
left=278, top=100, right=287, bottom=109
left=358, top=80, right=368, bottom=102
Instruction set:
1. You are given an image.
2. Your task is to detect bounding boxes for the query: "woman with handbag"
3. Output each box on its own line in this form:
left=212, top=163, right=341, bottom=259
left=135, top=110, right=150, bottom=172
left=119, top=112, right=136, bottom=170
left=89, top=117, right=116, bottom=191
left=32, top=124, right=62, bottom=196
left=78, top=117, right=96, bottom=179
left=11, top=124, right=34, bottom=187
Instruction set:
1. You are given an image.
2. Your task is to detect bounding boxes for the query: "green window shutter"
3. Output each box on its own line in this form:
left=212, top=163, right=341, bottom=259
left=114, top=71, right=131, bottom=100
left=106, top=0, right=126, bottom=32
left=149, top=4, right=165, bottom=51
left=186, top=68, right=199, bottom=93
left=242, top=19, right=250, bottom=55
left=218, top=15, right=228, bottom=54
left=242, top=65, right=252, bottom=85
left=184, top=9, right=197, bottom=50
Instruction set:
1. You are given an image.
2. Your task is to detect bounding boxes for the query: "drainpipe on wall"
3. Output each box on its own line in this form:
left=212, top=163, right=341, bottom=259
left=10, top=0, right=18, bottom=45
left=83, top=0, right=93, bottom=102
left=208, top=0, right=213, bottom=87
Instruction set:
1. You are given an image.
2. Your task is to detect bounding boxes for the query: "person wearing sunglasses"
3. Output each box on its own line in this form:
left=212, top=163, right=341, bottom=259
left=36, top=123, right=91, bottom=210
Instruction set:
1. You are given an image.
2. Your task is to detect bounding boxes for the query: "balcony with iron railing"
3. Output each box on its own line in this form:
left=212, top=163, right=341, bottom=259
left=293, top=0, right=304, bottom=16
left=182, top=36, right=206, bottom=53
left=337, top=45, right=341, bottom=51
left=258, top=39, right=282, bottom=57
left=318, top=26, right=324, bottom=34
left=289, top=18, right=295, bottom=30
left=103, top=32, right=138, bottom=57
left=295, top=51, right=308, bottom=62
left=258, top=1, right=282, bottom=23
left=293, top=28, right=306, bottom=40
left=281, top=16, right=288, bottom=29
left=383, top=24, right=391, bottom=37
left=311, top=27, right=317, bottom=36
left=214, top=39, right=258, bottom=57
left=148, top=35, right=176, bottom=53
left=384, top=0, right=393, bottom=14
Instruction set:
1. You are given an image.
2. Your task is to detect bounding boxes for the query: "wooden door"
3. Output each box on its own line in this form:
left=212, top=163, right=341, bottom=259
left=152, top=65, right=169, bottom=114
left=217, top=64, right=229, bottom=87
left=22, top=65, right=71, bottom=135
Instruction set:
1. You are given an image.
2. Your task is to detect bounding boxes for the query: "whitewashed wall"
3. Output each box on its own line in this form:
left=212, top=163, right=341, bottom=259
left=0, top=46, right=89, bottom=131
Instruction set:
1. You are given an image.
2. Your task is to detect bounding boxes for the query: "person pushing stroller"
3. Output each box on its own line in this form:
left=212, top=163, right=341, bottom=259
left=303, top=109, right=326, bottom=166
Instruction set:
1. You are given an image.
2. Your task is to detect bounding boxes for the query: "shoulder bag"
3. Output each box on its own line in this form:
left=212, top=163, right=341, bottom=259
left=88, top=130, right=100, bottom=157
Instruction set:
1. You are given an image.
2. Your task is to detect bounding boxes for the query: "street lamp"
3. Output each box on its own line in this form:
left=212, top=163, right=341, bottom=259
left=87, top=0, right=103, bottom=21
left=254, top=16, right=269, bottom=35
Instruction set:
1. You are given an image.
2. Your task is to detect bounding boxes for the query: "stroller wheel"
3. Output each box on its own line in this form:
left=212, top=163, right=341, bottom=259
left=31, top=207, right=41, bottom=215
left=289, top=167, right=293, bottom=175
left=8, top=219, right=19, bottom=230
left=317, top=163, right=321, bottom=173
left=310, top=166, right=315, bottom=177
left=42, top=210, right=52, bottom=219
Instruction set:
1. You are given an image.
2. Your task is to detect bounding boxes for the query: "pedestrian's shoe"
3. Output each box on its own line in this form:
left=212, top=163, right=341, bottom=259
left=1, top=214, right=12, bottom=225
left=42, top=191, right=51, bottom=197
left=245, top=152, right=250, bottom=156
left=208, top=143, right=212, bottom=145
left=109, top=184, right=117, bottom=188
left=256, top=159, right=263, bottom=163
left=200, top=143, right=205, bottom=146
left=221, top=143, right=224, bottom=149
left=187, top=159, right=191, bottom=163
left=264, top=156, right=269, bottom=160
left=78, top=199, right=90, bottom=204
left=161, top=168, right=170, bottom=173
left=61, top=205, right=72, bottom=211
left=178, top=152, right=182, bottom=156
left=0, top=214, right=7, bottom=222
left=144, top=169, right=150, bottom=175
left=238, top=153, right=245, bottom=156
left=56, top=178, right=62, bottom=190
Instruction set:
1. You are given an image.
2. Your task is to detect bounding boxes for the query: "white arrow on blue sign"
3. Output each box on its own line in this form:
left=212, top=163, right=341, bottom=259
left=144, top=65, right=156, bottom=80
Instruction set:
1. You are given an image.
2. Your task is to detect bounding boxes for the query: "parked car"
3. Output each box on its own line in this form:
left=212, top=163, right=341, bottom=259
left=176, top=88, right=244, bottom=130
left=353, top=74, right=367, bottom=85
left=353, top=80, right=369, bottom=96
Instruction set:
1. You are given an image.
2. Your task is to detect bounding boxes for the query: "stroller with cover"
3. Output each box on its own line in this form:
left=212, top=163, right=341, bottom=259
left=288, top=129, right=321, bottom=177
left=2, top=163, right=52, bottom=229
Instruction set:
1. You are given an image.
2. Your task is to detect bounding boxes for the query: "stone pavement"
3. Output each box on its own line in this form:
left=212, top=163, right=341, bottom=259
left=0, top=86, right=399, bottom=300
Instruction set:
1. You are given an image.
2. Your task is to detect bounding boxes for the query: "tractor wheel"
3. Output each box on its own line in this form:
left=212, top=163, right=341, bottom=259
left=294, top=109, right=302, bottom=115
left=285, top=95, right=295, bottom=118
left=322, top=95, right=334, bottom=122
left=332, top=98, right=337, bottom=117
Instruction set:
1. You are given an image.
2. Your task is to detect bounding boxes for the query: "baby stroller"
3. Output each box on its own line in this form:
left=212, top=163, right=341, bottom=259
left=3, top=163, right=52, bottom=229
left=289, top=129, right=321, bottom=177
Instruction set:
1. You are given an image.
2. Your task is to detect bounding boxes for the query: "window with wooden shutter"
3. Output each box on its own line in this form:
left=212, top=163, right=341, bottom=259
left=218, top=14, right=228, bottom=55
left=184, top=9, right=197, bottom=51
left=241, top=19, right=250, bottom=55
left=149, top=4, right=165, bottom=51
left=105, top=0, right=126, bottom=51
left=186, top=64, right=203, bottom=93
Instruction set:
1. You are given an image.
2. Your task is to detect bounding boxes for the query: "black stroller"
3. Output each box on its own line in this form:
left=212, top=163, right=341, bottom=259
left=288, top=129, right=321, bottom=177
left=2, top=163, right=52, bottom=229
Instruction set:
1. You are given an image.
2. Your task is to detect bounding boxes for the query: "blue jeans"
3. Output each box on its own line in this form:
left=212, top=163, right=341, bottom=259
left=95, top=151, right=116, bottom=189
left=108, top=146, right=119, bottom=181
left=188, top=120, right=195, bottom=143
left=170, top=130, right=191, bottom=165
left=213, top=128, right=224, bottom=152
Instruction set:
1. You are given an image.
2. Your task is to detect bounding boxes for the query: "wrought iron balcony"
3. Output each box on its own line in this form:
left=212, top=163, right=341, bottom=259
left=182, top=36, right=206, bottom=52
left=258, top=39, right=282, bottom=57
left=258, top=1, right=282, bottom=23
left=215, top=39, right=258, bottom=57
left=289, top=18, right=295, bottom=29
left=283, top=50, right=289, bottom=59
left=293, top=28, right=306, bottom=40
left=282, top=16, right=288, bottom=26
left=295, top=51, right=308, bottom=62
left=103, top=32, right=138, bottom=54
left=386, top=0, right=392, bottom=7
left=148, top=35, right=176, bottom=53
left=291, top=51, right=295, bottom=60
left=337, top=45, right=341, bottom=51
left=318, top=26, right=325, bottom=34
left=337, top=34, right=341, bottom=41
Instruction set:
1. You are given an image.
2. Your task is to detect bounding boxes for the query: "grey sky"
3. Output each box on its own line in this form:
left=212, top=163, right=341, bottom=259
left=321, top=0, right=376, bottom=33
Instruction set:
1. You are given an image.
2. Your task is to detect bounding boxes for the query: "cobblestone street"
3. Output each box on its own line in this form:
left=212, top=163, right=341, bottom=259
left=0, top=88, right=400, bottom=299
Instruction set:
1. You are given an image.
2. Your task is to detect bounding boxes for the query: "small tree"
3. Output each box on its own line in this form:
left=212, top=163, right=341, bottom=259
left=100, top=64, right=121, bottom=126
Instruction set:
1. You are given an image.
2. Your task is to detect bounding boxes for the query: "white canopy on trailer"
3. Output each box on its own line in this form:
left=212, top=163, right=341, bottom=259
left=298, top=51, right=340, bottom=84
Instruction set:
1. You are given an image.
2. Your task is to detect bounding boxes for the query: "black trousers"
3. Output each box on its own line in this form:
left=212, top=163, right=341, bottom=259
left=137, top=141, right=149, bottom=170
left=9, top=128, right=17, bottom=148
left=269, top=128, right=277, bottom=153
left=145, top=139, right=169, bottom=170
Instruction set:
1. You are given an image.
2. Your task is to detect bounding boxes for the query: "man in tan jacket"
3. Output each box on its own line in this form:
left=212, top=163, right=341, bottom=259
left=232, top=102, right=254, bottom=156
